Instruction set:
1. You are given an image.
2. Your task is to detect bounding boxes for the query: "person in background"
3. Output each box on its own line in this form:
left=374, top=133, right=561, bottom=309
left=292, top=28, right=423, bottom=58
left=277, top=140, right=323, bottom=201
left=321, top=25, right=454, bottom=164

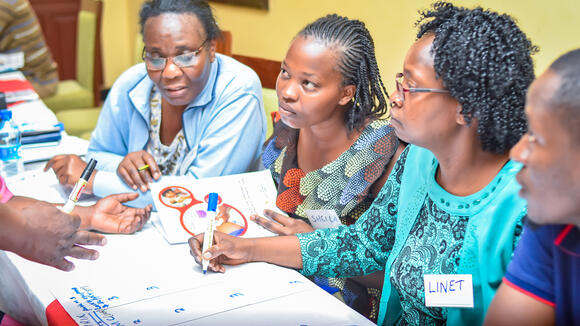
left=0, top=174, right=151, bottom=271
left=0, top=0, right=58, bottom=98
left=484, top=48, right=580, bottom=326
left=189, top=2, right=536, bottom=324
left=45, top=0, right=265, bottom=208
left=251, top=14, right=401, bottom=320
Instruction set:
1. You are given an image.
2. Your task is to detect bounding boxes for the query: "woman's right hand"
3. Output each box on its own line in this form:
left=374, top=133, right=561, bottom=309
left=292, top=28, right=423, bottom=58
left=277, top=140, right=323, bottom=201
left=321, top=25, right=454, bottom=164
left=116, top=150, right=161, bottom=192
left=188, top=231, right=254, bottom=273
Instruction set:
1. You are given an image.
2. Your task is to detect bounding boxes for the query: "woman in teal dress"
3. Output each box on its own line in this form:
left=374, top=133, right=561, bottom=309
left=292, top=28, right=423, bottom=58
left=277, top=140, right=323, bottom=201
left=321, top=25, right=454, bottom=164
left=189, top=2, right=536, bottom=325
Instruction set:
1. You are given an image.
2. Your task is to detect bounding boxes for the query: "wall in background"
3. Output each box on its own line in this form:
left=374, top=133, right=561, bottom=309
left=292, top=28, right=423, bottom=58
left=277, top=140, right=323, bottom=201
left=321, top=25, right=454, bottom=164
left=101, top=0, right=580, bottom=90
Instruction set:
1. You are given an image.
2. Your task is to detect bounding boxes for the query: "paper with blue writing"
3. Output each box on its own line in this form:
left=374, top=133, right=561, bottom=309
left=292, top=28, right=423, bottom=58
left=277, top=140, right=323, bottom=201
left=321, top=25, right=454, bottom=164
left=48, top=230, right=374, bottom=326
left=423, top=274, right=474, bottom=308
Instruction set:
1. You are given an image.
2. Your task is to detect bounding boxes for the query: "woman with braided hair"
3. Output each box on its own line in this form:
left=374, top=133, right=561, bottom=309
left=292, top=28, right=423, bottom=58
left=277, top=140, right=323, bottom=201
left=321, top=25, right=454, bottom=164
left=252, top=14, right=401, bottom=319
left=190, top=2, right=536, bottom=324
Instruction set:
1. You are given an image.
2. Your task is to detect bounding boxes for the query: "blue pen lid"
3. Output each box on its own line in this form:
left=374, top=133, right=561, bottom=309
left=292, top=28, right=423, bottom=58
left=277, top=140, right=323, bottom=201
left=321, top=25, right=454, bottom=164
left=0, top=109, right=12, bottom=121
left=207, top=192, right=218, bottom=212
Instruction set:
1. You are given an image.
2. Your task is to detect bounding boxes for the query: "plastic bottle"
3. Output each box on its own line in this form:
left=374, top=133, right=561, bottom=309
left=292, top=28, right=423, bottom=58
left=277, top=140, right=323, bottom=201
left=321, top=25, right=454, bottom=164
left=0, top=92, right=24, bottom=179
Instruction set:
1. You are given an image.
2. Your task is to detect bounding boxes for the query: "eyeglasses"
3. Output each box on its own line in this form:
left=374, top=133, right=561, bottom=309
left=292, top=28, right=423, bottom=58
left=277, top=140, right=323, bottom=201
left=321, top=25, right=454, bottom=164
left=142, top=39, right=207, bottom=71
left=395, top=72, right=450, bottom=102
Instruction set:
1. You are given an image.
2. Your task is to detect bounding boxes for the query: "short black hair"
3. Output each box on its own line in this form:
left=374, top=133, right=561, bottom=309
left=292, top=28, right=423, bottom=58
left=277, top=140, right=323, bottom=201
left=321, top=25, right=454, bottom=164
left=548, top=48, right=580, bottom=144
left=139, top=0, right=220, bottom=41
left=298, top=14, right=389, bottom=132
left=416, top=2, right=538, bottom=154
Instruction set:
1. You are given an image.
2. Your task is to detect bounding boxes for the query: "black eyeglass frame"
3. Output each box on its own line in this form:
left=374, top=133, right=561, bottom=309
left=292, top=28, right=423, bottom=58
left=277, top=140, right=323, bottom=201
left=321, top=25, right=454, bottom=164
left=395, top=72, right=450, bottom=95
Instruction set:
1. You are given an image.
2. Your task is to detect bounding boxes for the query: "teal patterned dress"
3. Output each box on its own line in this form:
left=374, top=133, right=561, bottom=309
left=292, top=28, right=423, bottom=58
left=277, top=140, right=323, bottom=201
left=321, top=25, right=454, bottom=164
left=297, top=145, right=527, bottom=325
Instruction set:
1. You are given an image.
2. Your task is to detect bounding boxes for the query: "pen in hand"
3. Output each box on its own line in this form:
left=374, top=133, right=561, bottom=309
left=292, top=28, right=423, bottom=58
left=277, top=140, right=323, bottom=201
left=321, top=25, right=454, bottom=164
left=61, top=158, right=97, bottom=214
left=137, top=164, right=149, bottom=171
left=202, top=192, right=219, bottom=274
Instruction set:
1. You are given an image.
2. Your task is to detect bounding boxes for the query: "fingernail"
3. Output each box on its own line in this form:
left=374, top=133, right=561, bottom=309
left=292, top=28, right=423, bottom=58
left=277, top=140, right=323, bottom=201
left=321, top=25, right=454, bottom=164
left=92, top=252, right=99, bottom=260
left=132, top=185, right=137, bottom=190
left=66, top=264, right=75, bottom=271
left=101, top=237, right=108, bottom=245
left=203, top=252, right=212, bottom=260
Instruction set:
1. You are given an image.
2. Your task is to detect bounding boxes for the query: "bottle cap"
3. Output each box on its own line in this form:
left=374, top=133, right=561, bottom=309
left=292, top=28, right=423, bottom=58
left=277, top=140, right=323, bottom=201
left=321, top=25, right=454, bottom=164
left=0, top=109, right=12, bottom=121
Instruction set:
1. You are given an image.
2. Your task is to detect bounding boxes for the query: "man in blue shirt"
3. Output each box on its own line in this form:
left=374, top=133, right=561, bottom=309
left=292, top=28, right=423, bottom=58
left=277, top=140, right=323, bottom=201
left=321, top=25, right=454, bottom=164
left=484, top=48, right=580, bottom=326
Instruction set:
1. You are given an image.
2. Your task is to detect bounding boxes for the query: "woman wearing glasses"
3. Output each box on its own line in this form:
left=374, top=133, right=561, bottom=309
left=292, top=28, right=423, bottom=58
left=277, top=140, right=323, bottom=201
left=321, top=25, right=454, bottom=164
left=190, top=2, right=535, bottom=325
left=45, top=0, right=265, bottom=206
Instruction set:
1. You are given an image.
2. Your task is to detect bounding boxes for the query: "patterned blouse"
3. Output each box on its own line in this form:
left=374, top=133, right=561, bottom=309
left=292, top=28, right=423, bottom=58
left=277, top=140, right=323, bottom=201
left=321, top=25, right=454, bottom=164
left=145, top=86, right=188, bottom=175
left=262, top=118, right=399, bottom=224
left=297, top=145, right=527, bottom=325
left=262, top=118, right=399, bottom=320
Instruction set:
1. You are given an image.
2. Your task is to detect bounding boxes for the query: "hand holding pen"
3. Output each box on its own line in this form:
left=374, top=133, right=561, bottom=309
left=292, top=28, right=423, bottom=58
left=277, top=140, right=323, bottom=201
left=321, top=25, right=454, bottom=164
left=189, top=192, right=255, bottom=273
left=189, top=230, right=255, bottom=274
left=117, top=150, right=161, bottom=192
left=202, top=193, right=219, bottom=274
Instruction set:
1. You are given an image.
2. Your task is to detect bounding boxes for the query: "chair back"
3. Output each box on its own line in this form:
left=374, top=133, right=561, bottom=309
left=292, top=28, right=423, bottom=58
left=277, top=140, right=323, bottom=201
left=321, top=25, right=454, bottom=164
left=261, top=88, right=278, bottom=139
left=76, top=0, right=102, bottom=105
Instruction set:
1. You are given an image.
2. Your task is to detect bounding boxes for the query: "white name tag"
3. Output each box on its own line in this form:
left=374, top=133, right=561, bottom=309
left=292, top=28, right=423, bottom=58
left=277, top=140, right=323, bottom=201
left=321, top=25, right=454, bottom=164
left=423, top=274, right=474, bottom=308
left=305, top=209, right=342, bottom=229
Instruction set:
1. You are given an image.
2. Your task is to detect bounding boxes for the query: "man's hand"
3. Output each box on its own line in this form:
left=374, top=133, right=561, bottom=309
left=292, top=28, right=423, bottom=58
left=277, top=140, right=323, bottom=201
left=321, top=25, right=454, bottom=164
left=18, top=201, right=106, bottom=271
left=83, top=193, right=152, bottom=233
left=44, top=155, right=95, bottom=194
left=117, top=150, right=161, bottom=192
left=250, top=209, right=314, bottom=235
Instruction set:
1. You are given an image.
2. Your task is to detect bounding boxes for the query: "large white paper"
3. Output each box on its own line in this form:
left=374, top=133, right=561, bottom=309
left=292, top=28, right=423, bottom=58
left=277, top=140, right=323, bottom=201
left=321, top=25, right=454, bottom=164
left=51, top=254, right=341, bottom=326
left=150, top=170, right=278, bottom=244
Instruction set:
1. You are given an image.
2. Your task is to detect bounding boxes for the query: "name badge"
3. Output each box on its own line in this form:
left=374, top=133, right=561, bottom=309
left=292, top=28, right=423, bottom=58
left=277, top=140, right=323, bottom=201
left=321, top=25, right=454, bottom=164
left=305, top=209, right=342, bottom=229
left=423, top=274, right=474, bottom=308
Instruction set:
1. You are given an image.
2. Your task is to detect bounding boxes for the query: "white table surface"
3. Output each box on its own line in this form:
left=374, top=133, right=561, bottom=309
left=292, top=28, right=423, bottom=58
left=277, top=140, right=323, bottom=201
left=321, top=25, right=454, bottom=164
left=0, top=164, right=375, bottom=326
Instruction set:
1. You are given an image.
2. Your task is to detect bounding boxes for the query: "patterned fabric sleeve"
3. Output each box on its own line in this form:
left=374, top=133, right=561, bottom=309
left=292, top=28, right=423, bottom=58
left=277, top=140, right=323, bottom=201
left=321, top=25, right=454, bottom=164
left=297, top=187, right=398, bottom=277
left=0, top=0, right=59, bottom=98
left=297, top=146, right=409, bottom=278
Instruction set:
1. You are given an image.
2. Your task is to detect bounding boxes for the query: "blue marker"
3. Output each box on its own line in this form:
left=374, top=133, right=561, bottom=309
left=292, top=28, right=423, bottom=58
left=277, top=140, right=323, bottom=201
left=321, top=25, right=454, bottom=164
left=202, top=193, right=219, bottom=274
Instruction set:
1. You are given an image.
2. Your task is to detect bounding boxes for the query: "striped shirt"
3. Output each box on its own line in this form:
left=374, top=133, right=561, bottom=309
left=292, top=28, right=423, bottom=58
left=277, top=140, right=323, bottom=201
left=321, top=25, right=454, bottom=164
left=0, top=0, right=58, bottom=98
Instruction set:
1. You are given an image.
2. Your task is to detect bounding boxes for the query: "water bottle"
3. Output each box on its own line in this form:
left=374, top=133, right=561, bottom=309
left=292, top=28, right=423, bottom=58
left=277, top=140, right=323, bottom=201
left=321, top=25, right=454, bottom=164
left=0, top=93, right=24, bottom=179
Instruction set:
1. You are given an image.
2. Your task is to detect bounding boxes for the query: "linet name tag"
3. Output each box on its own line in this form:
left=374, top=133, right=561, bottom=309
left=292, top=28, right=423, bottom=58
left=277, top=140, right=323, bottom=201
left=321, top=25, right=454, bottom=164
left=305, top=209, right=342, bottom=229
left=423, top=274, right=474, bottom=308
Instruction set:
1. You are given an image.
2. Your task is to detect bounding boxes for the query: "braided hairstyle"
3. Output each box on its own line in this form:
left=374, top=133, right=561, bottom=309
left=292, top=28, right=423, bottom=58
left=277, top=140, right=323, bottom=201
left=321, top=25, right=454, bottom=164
left=416, top=2, right=538, bottom=154
left=299, top=14, right=389, bottom=132
left=140, top=0, right=221, bottom=41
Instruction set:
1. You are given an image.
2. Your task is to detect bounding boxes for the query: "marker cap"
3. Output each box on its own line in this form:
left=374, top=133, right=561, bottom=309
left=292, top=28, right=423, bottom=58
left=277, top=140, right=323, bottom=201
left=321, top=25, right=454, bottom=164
left=207, top=193, right=218, bottom=212
left=81, top=158, right=97, bottom=180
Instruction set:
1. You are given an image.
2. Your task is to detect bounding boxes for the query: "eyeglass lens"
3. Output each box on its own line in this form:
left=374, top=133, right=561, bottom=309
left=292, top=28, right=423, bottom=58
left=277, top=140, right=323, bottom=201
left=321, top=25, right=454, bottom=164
left=146, top=53, right=200, bottom=70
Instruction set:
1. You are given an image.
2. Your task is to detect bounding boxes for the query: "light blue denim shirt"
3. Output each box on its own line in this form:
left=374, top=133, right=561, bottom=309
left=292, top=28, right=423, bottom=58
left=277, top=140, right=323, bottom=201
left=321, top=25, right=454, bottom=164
left=88, top=54, right=266, bottom=208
